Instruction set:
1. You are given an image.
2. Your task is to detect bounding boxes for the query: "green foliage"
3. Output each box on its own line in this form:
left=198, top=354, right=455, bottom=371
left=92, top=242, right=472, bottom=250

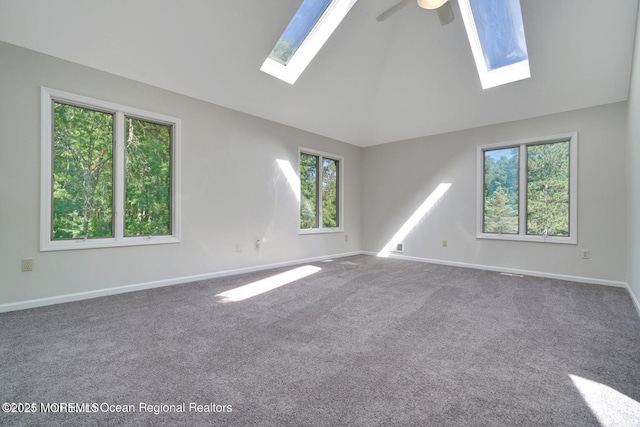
left=300, top=153, right=318, bottom=229
left=125, top=118, right=172, bottom=236
left=53, top=102, right=113, bottom=239
left=483, top=148, right=518, bottom=234
left=299, top=154, right=339, bottom=229
left=484, top=185, right=518, bottom=234
left=483, top=142, right=570, bottom=237
left=322, top=158, right=338, bottom=228
left=52, top=103, right=172, bottom=240
left=526, top=142, right=569, bottom=236
left=269, top=39, right=295, bottom=64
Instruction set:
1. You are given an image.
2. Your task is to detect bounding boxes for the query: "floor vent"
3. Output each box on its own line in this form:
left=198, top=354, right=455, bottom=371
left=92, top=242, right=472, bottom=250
left=500, top=272, right=524, bottom=278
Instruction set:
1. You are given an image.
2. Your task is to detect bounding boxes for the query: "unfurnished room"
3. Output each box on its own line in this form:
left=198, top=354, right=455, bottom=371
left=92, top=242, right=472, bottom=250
left=1, top=0, right=640, bottom=425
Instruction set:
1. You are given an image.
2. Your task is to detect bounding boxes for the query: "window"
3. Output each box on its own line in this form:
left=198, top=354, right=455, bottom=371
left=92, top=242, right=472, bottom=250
left=299, top=148, right=343, bottom=233
left=458, top=0, right=530, bottom=89
left=477, top=133, right=578, bottom=244
left=269, top=0, right=333, bottom=66
left=41, top=88, right=181, bottom=251
left=260, top=0, right=358, bottom=84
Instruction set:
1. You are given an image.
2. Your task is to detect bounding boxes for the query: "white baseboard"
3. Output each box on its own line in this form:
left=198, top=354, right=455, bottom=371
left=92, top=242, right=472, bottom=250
left=362, top=251, right=629, bottom=288
left=0, top=251, right=364, bottom=314
left=373, top=252, right=640, bottom=319
left=628, top=285, right=640, bottom=318
left=3, top=251, right=636, bottom=317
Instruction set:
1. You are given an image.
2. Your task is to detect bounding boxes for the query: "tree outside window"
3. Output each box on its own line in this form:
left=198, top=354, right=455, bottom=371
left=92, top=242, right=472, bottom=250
left=479, top=134, right=577, bottom=243
left=299, top=149, right=341, bottom=232
left=41, top=88, right=180, bottom=251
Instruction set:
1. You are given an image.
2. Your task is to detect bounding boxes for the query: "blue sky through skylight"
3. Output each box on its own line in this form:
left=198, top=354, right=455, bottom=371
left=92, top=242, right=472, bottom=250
left=261, top=0, right=357, bottom=84
left=468, top=0, right=528, bottom=71
left=269, top=0, right=333, bottom=65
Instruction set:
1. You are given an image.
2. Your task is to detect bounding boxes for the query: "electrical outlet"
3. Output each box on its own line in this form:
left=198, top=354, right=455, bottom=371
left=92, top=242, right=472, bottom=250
left=344, top=234, right=348, bottom=242
left=236, top=243, right=243, bottom=253
left=21, top=258, right=33, bottom=272
left=581, top=249, right=590, bottom=259
left=442, top=240, right=448, bottom=248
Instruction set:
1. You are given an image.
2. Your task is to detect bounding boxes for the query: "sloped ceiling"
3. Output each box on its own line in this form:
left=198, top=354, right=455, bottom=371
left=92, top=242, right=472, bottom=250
left=0, top=0, right=637, bottom=146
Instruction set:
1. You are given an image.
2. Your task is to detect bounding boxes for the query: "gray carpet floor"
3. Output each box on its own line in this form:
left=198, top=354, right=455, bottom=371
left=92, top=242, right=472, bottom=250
left=1, top=255, right=639, bottom=426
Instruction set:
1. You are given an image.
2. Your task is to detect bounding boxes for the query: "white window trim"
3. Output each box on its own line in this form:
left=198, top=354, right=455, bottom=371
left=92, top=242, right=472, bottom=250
left=476, top=132, right=578, bottom=244
left=260, top=0, right=358, bottom=85
left=298, top=147, right=344, bottom=234
left=458, top=0, right=531, bottom=90
left=40, top=87, right=181, bottom=251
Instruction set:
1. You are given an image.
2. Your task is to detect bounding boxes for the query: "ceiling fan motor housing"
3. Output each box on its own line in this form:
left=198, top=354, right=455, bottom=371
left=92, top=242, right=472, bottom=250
left=417, top=0, right=448, bottom=10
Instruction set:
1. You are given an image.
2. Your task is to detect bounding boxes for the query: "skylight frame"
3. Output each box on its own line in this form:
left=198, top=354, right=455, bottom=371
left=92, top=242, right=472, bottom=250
left=458, top=0, right=531, bottom=90
left=261, top=0, right=358, bottom=85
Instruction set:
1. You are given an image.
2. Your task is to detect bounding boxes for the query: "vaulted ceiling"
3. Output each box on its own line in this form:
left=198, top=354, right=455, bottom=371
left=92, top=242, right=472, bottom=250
left=0, top=0, right=637, bottom=146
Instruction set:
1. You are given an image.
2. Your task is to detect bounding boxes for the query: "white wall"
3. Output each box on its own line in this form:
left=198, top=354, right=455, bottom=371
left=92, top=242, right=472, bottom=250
left=1, top=38, right=635, bottom=310
left=0, top=42, right=362, bottom=307
left=362, top=103, right=628, bottom=284
left=627, top=6, right=640, bottom=312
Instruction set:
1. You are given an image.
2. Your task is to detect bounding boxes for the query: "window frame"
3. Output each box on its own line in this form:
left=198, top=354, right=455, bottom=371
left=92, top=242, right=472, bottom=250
left=40, top=87, right=181, bottom=251
left=260, top=0, right=358, bottom=85
left=458, top=0, right=530, bottom=89
left=298, top=147, right=344, bottom=234
left=476, top=132, right=578, bottom=244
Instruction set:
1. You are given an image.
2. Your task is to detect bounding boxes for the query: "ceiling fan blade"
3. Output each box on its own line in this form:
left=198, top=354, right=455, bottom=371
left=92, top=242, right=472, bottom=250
left=436, top=1, right=455, bottom=26
left=376, top=0, right=413, bottom=22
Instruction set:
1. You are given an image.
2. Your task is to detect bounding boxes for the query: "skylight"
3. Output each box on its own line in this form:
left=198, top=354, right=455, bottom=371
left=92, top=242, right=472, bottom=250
left=261, top=0, right=358, bottom=84
left=458, top=0, right=530, bottom=89
left=269, top=0, right=333, bottom=65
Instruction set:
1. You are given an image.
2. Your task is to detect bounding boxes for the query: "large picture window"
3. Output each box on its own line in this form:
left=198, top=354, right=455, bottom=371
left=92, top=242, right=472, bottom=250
left=41, top=88, right=181, bottom=251
left=477, top=133, right=577, bottom=244
left=299, top=148, right=343, bottom=233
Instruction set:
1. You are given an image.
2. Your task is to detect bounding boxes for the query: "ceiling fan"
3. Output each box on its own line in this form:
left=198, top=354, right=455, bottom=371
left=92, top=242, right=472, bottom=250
left=376, top=0, right=455, bottom=26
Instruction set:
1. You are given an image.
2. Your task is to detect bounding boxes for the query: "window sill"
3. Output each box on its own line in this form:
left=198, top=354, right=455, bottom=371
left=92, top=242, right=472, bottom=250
left=40, top=236, right=180, bottom=252
left=298, top=227, right=344, bottom=235
left=476, top=233, right=576, bottom=245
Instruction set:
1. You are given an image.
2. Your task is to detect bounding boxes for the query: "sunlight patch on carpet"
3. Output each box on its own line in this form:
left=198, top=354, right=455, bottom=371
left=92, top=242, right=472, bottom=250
left=569, top=374, right=640, bottom=427
left=216, top=265, right=321, bottom=303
